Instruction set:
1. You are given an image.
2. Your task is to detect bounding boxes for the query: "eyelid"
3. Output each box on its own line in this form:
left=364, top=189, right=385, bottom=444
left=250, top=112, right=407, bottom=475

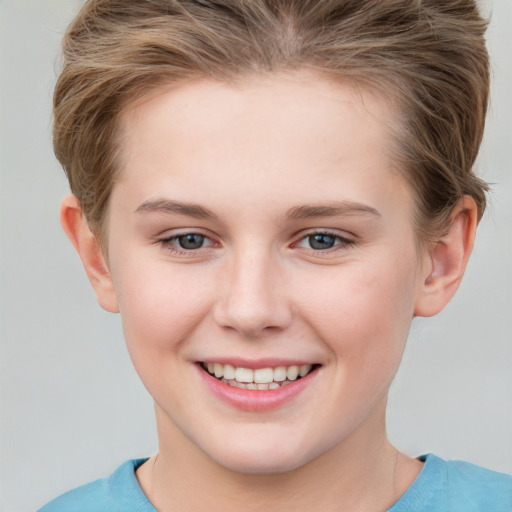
left=154, top=227, right=356, bottom=257
left=292, top=229, right=356, bottom=252
left=156, top=229, right=220, bottom=255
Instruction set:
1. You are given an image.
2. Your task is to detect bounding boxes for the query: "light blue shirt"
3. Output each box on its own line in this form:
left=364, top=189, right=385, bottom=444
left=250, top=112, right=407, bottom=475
left=38, top=454, right=512, bottom=511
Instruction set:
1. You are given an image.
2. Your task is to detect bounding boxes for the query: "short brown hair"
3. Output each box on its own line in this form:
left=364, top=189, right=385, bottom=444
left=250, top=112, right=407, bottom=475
left=53, top=0, right=490, bottom=243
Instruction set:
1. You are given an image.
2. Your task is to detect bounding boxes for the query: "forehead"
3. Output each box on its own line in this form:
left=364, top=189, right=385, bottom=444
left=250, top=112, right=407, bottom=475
left=115, top=70, right=413, bottom=223
left=120, top=70, right=395, bottom=159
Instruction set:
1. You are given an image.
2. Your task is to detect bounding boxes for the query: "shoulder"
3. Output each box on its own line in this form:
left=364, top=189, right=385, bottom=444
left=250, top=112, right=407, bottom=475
left=37, top=476, right=112, bottom=512
left=443, top=456, right=512, bottom=510
left=390, top=454, right=512, bottom=512
left=37, top=458, right=154, bottom=512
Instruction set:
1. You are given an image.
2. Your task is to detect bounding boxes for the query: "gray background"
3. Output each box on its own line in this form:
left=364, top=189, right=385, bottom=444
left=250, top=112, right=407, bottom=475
left=0, top=1, right=510, bottom=510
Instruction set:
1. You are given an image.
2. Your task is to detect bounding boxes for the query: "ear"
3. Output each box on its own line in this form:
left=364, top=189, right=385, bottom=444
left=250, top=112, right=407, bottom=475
left=414, top=196, right=478, bottom=317
left=60, top=195, right=119, bottom=313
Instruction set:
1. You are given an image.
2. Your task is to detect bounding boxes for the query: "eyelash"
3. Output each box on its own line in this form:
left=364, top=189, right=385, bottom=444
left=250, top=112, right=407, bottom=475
left=157, top=230, right=355, bottom=256
left=158, top=232, right=216, bottom=256
left=293, top=231, right=355, bottom=253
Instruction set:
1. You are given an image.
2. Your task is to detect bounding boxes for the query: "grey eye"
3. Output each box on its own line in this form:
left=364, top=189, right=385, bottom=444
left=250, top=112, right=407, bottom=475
left=308, top=234, right=337, bottom=250
left=177, top=234, right=205, bottom=249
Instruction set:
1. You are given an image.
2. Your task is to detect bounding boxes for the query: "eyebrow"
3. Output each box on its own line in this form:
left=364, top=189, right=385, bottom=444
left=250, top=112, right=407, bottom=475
left=286, top=202, right=381, bottom=220
left=134, top=199, right=216, bottom=219
left=134, top=198, right=380, bottom=220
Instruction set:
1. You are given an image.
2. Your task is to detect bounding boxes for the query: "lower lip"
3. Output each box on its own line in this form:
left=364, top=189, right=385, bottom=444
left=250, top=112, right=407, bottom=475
left=195, top=364, right=319, bottom=412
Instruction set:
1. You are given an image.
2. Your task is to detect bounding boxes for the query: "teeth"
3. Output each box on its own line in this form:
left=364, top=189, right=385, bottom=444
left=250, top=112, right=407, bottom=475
left=221, top=378, right=296, bottom=390
left=254, top=367, right=274, bottom=384
left=273, top=366, right=287, bottom=382
left=203, top=362, right=315, bottom=386
left=223, top=364, right=235, bottom=380
left=299, top=364, right=312, bottom=377
left=287, top=365, right=299, bottom=380
left=214, top=363, right=223, bottom=378
left=235, top=367, right=254, bottom=383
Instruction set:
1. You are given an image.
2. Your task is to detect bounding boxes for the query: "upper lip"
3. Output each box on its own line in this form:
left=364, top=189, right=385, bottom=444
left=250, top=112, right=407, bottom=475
left=197, top=358, right=319, bottom=369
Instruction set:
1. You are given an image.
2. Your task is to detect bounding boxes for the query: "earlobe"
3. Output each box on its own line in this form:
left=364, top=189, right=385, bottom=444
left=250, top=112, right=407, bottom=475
left=60, top=195, right=119, bottom=313
left=414, top=197, right=478, bottom=317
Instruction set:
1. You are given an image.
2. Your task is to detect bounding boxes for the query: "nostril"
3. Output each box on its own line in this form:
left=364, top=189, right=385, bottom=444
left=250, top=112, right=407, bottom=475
left=214, top=306, right=293, bottom=338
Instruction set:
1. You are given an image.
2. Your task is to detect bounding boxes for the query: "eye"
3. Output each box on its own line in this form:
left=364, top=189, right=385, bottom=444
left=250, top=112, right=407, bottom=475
left=176, top=233, right=206, bottom=250
left=295, top=231, right=354, bottom=252
left=307, top=233, right=337, bottom=250
left=158, top=231, right=217, bottom=255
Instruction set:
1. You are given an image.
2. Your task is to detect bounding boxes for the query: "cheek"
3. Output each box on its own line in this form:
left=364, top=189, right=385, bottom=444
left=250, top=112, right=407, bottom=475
left=295, top=258, right=418, bottom=366
left=112, top=257, right=213, bottom=357
left=111, top=260, right=217, bottom=410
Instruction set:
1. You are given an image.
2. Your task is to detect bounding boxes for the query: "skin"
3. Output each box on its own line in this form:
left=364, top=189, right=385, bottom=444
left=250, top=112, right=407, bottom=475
left=61, top=70, right=477, bottom=511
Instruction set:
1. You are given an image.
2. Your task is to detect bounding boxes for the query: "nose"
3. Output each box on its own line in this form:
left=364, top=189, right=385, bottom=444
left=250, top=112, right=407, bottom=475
left=212, top=247, right=293, bottom=338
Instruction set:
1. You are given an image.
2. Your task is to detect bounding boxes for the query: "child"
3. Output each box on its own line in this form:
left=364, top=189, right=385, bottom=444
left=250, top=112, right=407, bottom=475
left=39, top=0, right=511, bottom=511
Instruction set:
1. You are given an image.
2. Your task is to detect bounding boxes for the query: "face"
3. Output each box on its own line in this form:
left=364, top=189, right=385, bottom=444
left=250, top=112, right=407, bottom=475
left=105, top=71, right=429, bottom=474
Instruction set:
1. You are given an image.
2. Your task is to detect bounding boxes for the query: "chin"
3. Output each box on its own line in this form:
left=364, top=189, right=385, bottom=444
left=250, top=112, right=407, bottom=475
left=216, top=454, right=306, bottom=475
left=205, top=437, right=318, bottom=475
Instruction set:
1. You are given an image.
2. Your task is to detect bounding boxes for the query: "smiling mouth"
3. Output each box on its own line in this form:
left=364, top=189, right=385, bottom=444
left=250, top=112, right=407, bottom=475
left=200, top=362, right=318, bottom=390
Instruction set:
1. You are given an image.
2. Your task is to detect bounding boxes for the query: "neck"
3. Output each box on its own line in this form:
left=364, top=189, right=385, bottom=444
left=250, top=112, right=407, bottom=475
left=137, top=403, right=422, bottom=512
